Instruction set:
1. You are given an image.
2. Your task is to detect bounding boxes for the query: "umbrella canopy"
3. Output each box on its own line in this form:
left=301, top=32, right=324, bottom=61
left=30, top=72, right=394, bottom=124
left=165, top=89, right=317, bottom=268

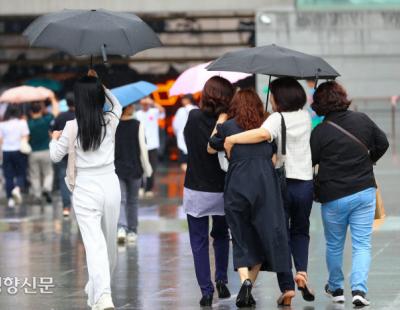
left=207, top=44, right=340, bottom=80
left=0, top=86, right=54, bottom=104
left=111, top=81, right=157, bottom=108
left=25, top=78, right=62, bottom=92
left=23, top=9, right=162, bottom=60
left=169, top=62, right=250, bottom=96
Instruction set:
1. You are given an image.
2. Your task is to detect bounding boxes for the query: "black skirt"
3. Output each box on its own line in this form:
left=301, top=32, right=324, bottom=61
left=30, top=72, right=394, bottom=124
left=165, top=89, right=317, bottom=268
left=224, top=157, right=290, bottom=272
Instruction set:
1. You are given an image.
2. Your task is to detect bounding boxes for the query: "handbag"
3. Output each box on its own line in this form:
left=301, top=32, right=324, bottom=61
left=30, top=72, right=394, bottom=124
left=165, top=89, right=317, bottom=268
left=375, top=185, right=385, bottom=220
left=313, top=164, right=321, bottom=202
left=324, top=121, right=385, bottom=219
left=275, top=113, right=287, bottom=193
left=20, top=139, right=32, bottom=155
left=65, top=121, right=78, bottom=192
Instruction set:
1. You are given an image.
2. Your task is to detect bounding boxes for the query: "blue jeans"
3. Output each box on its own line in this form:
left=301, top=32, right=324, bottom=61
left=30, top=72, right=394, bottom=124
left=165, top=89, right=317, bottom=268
left=321, top=187, right=376, bottom=293
left=118, top=176, right=141, bottom=233
left=2, top=151, right=27, bottom=198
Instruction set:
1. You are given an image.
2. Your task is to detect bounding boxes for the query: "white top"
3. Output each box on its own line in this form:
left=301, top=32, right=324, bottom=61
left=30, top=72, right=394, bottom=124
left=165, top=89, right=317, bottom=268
left=138, top=121, right=153, bottom=177
left=172, top=104, right=197, bottom=154
left=262, top=109, right=312, bottom=181
left=0, top=119, right=30, bottom=152
left=49, top=89, right=122, bottom=170
left=135, top=108, right=165, bottom=151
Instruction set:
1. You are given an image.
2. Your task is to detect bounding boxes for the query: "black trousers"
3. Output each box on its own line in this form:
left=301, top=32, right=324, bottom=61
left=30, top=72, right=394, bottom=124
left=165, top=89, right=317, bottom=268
left=187, top=214, right=230, bottom=296
left=277, top=179, right=314, bottom=292
left=145, top=149, right=159, bottom=192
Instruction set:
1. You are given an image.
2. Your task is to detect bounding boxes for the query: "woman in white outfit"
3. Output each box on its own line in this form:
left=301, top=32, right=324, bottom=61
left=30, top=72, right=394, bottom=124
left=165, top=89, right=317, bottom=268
left=50, top=70, right=122, bottom=310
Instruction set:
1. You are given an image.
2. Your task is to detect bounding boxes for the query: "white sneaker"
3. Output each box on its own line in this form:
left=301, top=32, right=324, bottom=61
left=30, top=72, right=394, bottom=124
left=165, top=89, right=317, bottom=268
left=91, top=293, right=115, bottom=310
left=8, top=198, right=15, bottom=208
left=138, top=188, right=145, bottom=198
left=117, top=227, right=126, bottom=244
left=127, top=232, right=138, bottom=243
left=144, top=191, right=154, bottom=199
left=11, top=187, right=22, bottom=205
left=352, top=291, right=370, bottom=307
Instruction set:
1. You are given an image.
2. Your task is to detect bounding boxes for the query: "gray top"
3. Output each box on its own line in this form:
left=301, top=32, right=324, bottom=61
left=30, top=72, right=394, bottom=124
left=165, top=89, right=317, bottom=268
left=183, top=187, right=225, bottom=218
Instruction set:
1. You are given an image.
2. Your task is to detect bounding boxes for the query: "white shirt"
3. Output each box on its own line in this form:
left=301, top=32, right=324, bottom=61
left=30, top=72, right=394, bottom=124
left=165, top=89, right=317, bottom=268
left=49, top=89, right=122, bottom=170
left=0, top=118, right=30, bottom=152
left=135, top=108, right=165, bottom=151
left=173, top=104, right=197, bottom=154
left=262, top=109, right=312, bottom=181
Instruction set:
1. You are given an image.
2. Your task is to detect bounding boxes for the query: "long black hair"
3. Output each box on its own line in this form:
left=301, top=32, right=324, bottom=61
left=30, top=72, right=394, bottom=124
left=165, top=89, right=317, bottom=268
left=74, top=76, right=107, bottom=152
left=4, top=104, right=22, bottom=121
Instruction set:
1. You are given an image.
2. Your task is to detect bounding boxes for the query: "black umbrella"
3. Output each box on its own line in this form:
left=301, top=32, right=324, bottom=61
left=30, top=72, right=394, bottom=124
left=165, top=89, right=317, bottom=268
left=23, top=9, right=162, bottom=65
left=207, top=44, right=339, bottom=106
left=207, top=44, right=339, bottom=80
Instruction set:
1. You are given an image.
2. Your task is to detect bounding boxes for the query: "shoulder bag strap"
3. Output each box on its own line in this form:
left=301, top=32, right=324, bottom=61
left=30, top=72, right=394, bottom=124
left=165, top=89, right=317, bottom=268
left=326, top=120, right=370, bottom=155
left=279, top=112, right=287, bottom=156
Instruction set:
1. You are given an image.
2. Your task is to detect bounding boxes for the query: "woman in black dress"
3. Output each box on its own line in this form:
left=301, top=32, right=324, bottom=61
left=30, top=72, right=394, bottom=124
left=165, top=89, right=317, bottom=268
left=208, top=89, right=290, bottom=308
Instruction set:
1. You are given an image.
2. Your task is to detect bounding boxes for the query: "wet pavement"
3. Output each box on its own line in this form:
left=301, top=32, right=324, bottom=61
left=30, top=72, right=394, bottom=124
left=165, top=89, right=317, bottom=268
left=0, top=106, right=399, bottom=310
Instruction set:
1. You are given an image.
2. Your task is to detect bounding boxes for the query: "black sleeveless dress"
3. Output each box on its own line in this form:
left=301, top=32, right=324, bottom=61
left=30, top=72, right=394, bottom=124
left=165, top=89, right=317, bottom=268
left=209, top=119, right=290, bottom=272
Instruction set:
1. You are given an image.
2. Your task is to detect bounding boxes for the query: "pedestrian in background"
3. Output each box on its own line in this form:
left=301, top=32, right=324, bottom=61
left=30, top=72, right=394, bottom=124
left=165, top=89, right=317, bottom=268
left=135, top=96, right=165, bottom=198
left=225, top=77, right=315, bottom=307
left=0, top=105, right=30, bottom=207
left=115, top=102, right=152, bottom=244
left=173, top=94, right=198, bottom=171
left=51, top=93, right=75, bottom=217
left=28, top=94, right=59, bottom=203
left=311, top=81, right=389, bottom=307
left=208, top=89, right=290, bottom=308
left=183, top=76, right=234, bottom=307
left=50, top=70, right=122, bottom=310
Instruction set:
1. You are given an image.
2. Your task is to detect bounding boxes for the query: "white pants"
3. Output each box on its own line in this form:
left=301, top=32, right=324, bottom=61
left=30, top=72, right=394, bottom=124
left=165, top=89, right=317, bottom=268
left=29, top=150, right=54, bottom=197
left=72, top=170, right=121, bottom=306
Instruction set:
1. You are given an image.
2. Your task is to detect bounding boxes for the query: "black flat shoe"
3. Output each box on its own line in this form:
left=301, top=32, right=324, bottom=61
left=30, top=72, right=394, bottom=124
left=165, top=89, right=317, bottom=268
left=216, top=280, right=231, bottom=299
left=236, top=279, right=253, bottom=308
left=295, top=272, right=315, bottom=302
left=199, top=295, right=213, bottom=307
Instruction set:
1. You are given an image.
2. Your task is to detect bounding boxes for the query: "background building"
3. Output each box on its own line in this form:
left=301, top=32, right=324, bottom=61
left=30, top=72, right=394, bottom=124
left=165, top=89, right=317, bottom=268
left=0, top=0, right=399, bottom=98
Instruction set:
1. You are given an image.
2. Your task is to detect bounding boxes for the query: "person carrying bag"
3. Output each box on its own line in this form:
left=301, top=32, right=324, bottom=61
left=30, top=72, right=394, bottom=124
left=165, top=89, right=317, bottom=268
left=310, top=81, right=389, bottom=307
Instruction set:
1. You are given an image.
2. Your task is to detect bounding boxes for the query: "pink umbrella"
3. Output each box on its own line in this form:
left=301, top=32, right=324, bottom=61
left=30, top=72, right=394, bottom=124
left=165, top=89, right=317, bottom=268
left=169, top=62, right=250, bottom=96
left=0, top=86, right=55, bottom=103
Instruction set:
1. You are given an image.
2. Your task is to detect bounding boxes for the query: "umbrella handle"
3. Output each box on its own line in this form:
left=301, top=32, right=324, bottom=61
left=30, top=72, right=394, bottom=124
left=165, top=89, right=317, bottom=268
left=314, top=68, right=321, bottom=90
left=90, top=55, right=93, bottom=69
left=265, top=75, right=271, bottom=110
left=101, top=44, right=108, bottom=64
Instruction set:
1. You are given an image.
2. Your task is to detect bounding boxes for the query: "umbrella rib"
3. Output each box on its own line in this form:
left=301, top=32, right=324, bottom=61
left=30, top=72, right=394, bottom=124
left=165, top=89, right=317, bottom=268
left=27, top=11, right=86, bottom=45
left=104, top=14, right=135, bottom=55
left=291, top=55, right=302, bottom=79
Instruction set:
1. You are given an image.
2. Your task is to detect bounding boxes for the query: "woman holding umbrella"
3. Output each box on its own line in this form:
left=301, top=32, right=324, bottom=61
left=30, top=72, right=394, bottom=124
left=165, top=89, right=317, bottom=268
left=50, top=69, right=122, bottom=310
left=224, top=77, right=315, bottom=307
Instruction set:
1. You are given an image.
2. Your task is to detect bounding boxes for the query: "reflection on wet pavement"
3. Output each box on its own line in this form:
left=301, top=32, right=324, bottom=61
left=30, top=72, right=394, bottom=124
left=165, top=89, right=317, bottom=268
left=0, top=108, right=400, bottom=309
